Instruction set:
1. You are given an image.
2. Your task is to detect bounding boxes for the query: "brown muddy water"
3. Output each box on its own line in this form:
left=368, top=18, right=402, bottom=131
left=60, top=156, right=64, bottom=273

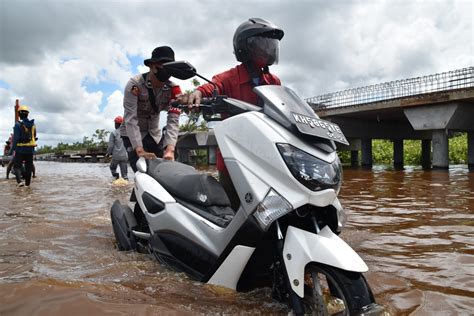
left=0, top=161, right=472, bottom=315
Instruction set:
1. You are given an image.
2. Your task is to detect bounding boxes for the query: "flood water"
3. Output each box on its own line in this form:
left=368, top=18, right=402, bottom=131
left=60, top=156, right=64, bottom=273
left=0, top=161, right=472, bottom=315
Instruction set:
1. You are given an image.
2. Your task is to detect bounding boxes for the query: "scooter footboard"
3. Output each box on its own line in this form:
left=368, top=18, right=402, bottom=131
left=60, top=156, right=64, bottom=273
left=283, top=225, right=368, bottom=297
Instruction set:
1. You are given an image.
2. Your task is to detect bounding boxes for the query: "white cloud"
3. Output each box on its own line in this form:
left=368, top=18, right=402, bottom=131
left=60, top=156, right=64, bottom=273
left=0, top=0, right=472, bottom=153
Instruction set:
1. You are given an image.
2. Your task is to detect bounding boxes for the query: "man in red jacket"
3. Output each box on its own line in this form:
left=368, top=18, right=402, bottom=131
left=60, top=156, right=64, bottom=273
left=185, top=18, right=283, bottom=106
left=181, top=18, right=284, bottom=209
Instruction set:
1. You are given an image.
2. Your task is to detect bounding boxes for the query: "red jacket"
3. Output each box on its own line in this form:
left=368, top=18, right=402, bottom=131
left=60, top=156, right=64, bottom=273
left=197, top=63, right=281, bottom=104
left=197, top=64, right=281, bottom=172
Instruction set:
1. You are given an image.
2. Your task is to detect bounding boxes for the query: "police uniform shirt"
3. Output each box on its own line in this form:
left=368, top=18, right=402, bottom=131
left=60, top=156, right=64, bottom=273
left=120, top=73, right=181, bottom=150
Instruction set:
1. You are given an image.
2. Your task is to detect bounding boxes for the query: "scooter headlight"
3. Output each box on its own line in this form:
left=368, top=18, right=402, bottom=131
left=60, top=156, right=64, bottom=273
left=253, top=189, right=293, bottom=231
left=277, top=143, right=342, bottom=194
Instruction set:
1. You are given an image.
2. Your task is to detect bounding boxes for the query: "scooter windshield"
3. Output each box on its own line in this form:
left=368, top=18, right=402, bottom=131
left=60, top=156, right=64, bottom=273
left=254, top=85, right=349, bottom=146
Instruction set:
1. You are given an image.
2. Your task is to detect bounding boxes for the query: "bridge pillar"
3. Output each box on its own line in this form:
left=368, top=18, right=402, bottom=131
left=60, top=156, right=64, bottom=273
left=468, top=131, right=474, bottom=172
left=350, top=150, right=359, bottom=167
left=361, top=139, right=373, bottom=168
left=421, top=139, right=431, bottom=169
left=432, top=130, right=449, bottom=169
left=393, top=139, right=404, bottom=170
left=177, top=148, right=190, bottom=163
left=208, top=146, right=217, bottom=165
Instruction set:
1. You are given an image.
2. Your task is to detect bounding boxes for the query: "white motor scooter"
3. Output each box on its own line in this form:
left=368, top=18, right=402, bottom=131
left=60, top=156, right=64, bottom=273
left=111, top=61, right=383, bottom=315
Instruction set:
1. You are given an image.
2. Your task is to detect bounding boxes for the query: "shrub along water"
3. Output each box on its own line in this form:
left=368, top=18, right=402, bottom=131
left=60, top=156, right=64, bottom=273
left=338, top=133, right=468, bottom=165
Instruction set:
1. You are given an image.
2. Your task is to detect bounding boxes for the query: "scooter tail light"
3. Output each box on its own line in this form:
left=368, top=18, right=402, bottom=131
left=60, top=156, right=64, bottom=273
left=253, top=189, right=293, bottom=231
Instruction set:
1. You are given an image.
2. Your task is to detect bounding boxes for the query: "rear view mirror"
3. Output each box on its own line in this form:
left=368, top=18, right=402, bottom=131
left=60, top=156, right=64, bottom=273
left=163, top=61, right=197, bottom=80
left=136, top=157, right=147, bottom=173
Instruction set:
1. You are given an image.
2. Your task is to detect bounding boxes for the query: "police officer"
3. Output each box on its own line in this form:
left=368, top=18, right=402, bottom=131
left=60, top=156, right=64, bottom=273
left=121, top=46, right=182, bottom=172
left=9, top=105, right=36, bottom=187
left=106, top=116, right=128, bottom=180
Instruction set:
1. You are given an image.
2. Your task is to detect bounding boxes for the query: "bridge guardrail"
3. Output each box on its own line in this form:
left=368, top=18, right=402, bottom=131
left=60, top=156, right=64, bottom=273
left=306, top=66, right=474, bottom=110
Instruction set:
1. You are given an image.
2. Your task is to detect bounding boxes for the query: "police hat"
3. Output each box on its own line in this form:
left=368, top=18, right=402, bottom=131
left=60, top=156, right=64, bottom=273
left=144, top=46, right=175, bottom=66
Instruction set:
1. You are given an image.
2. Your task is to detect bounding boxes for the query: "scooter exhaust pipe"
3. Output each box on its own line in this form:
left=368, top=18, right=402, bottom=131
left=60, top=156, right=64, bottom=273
left=132, top=230, right=151, bottom=240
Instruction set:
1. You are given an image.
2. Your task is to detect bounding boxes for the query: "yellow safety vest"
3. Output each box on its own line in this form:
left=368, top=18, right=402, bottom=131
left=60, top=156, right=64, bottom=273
left=17, top=124, right=37, bottom=147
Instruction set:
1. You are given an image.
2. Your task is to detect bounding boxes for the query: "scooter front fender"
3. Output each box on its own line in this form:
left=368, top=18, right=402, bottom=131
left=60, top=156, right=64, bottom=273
left=283, top=225, right=368, bottom=298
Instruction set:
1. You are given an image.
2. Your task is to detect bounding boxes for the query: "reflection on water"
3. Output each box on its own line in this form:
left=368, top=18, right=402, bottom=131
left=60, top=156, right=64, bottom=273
left=0, top=162, right=472, bottom=315
left=340, top=166, right=474, bottom=315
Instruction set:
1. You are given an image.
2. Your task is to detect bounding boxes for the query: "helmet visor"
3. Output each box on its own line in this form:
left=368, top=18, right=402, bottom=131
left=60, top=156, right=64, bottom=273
left=247, top=36, right=280, bottom=66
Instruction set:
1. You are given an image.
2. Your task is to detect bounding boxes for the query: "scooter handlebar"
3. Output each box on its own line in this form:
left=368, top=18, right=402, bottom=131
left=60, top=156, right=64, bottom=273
left=169, top=97, right=218, bottom=109
left=169, top=96, right=230, bottom=121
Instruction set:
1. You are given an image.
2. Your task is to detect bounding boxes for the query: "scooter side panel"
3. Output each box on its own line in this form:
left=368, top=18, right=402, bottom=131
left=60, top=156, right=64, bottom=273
left=147, top=201, right=249, bottom=256
left=135, top=173, right=175, bottom=203
left=224, top=160, right=269, bottom=215
left=207, top=245, right=255, bottom=290
left=283, top=225, right=369, bottom=298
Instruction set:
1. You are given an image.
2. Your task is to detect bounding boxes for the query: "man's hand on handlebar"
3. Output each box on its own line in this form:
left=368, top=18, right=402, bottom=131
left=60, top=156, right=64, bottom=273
left=178, top=90, right=202, bottom=106
left=135, top=147, right=157, bottom=160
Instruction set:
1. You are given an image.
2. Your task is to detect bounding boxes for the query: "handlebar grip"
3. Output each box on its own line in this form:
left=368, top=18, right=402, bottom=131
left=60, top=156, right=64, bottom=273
left=170, top=98, right=214, bottom=109
left=200, top=97, right=214, bottom=105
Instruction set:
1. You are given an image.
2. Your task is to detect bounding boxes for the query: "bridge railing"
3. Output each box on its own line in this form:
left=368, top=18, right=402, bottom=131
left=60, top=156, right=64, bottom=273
left=306, top=67, right=474, bottom=110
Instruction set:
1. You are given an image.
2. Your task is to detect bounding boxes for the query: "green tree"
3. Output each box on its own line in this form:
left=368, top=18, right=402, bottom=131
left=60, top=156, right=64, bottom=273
left=36, top=129, right=111, bottom=154
left=92, top=129, right=110, bottom=147
left=180, top=78, right=208, bottom=132
left=185, top=78, right=201, bottom=94
left=338, top=134, right=468, bottom=165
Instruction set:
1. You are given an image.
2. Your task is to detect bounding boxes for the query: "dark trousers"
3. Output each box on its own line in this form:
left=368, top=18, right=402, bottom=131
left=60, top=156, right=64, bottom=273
left=13, top=152, right=33, bottom=186
left=109, top=160, right=128, bottom=179
left=122, top=134, right=163, bottom=172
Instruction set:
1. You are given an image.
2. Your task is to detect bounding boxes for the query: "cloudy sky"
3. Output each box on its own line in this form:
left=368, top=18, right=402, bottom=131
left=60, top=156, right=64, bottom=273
left=0, top=0, right=472, bottom=151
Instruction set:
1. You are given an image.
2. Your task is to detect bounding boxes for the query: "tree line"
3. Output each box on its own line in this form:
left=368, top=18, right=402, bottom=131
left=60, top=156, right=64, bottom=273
left=36, top=129, right=110, bottom=154
left=338, top=133, right=468, bottom=165
left=37, top=130, right=468, bottom=165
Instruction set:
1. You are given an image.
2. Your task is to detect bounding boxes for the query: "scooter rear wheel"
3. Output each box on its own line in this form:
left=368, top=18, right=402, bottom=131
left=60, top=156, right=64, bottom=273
left=111, top=202, right=138, bottom=251
left=302, top=263, right=377, bottom=315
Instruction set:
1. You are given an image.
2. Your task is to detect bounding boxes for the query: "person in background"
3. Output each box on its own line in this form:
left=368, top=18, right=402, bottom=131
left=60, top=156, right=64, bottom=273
left=9, top=105, right=37, bottom=187
left=3, top=140, right=11, bottom=156
left=121, top=46, right=183, bottom=172
left=2, top=139, right=11, bottom=169
left=180, top=18, right=284, bottom=209
left=106, top=116, right=128, bottom=180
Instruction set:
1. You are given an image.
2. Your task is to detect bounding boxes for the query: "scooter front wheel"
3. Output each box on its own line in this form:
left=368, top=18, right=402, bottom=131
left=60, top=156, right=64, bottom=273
left=302, top=263, right=378, bottom=315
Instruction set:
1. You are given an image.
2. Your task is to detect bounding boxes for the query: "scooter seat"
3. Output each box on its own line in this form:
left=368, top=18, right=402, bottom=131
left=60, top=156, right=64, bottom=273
left=147, top=159, right=231, bottom=208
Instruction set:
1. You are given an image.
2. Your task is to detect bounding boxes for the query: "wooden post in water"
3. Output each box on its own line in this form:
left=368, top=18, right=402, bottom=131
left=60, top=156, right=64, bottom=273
left=14, top=99, right=19, bottom=122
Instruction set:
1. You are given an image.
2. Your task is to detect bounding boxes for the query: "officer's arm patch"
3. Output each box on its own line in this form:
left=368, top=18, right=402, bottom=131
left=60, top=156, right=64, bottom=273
left=131, top=85, right=140, bottom=96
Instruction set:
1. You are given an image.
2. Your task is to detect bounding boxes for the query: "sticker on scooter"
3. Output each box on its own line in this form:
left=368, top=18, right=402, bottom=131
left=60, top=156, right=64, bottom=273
left=291, top=112, right=349, bottom=145
left=244, top=192, right=253, bottom=204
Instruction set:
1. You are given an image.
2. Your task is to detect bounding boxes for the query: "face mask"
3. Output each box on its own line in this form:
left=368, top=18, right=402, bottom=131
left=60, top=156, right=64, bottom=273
left=247, top=36, right=279, bottom=68
left=18, top=111, right=29, bottom=120
left=153, top=67, right=171, bottom=82
left=253, top=57, right=268, bottom=69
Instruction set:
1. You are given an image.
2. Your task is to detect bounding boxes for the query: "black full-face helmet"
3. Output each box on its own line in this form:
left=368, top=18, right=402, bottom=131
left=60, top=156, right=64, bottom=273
left=233, top=18, right=284, bottom=67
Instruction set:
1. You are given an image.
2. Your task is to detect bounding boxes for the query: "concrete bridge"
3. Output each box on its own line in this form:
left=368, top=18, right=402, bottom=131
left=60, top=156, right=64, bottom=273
left=175, top=67, right=473, bottom=171
left=176, top=131, right=217, bottom=165
left=306, top=67, right=474, bottom=170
